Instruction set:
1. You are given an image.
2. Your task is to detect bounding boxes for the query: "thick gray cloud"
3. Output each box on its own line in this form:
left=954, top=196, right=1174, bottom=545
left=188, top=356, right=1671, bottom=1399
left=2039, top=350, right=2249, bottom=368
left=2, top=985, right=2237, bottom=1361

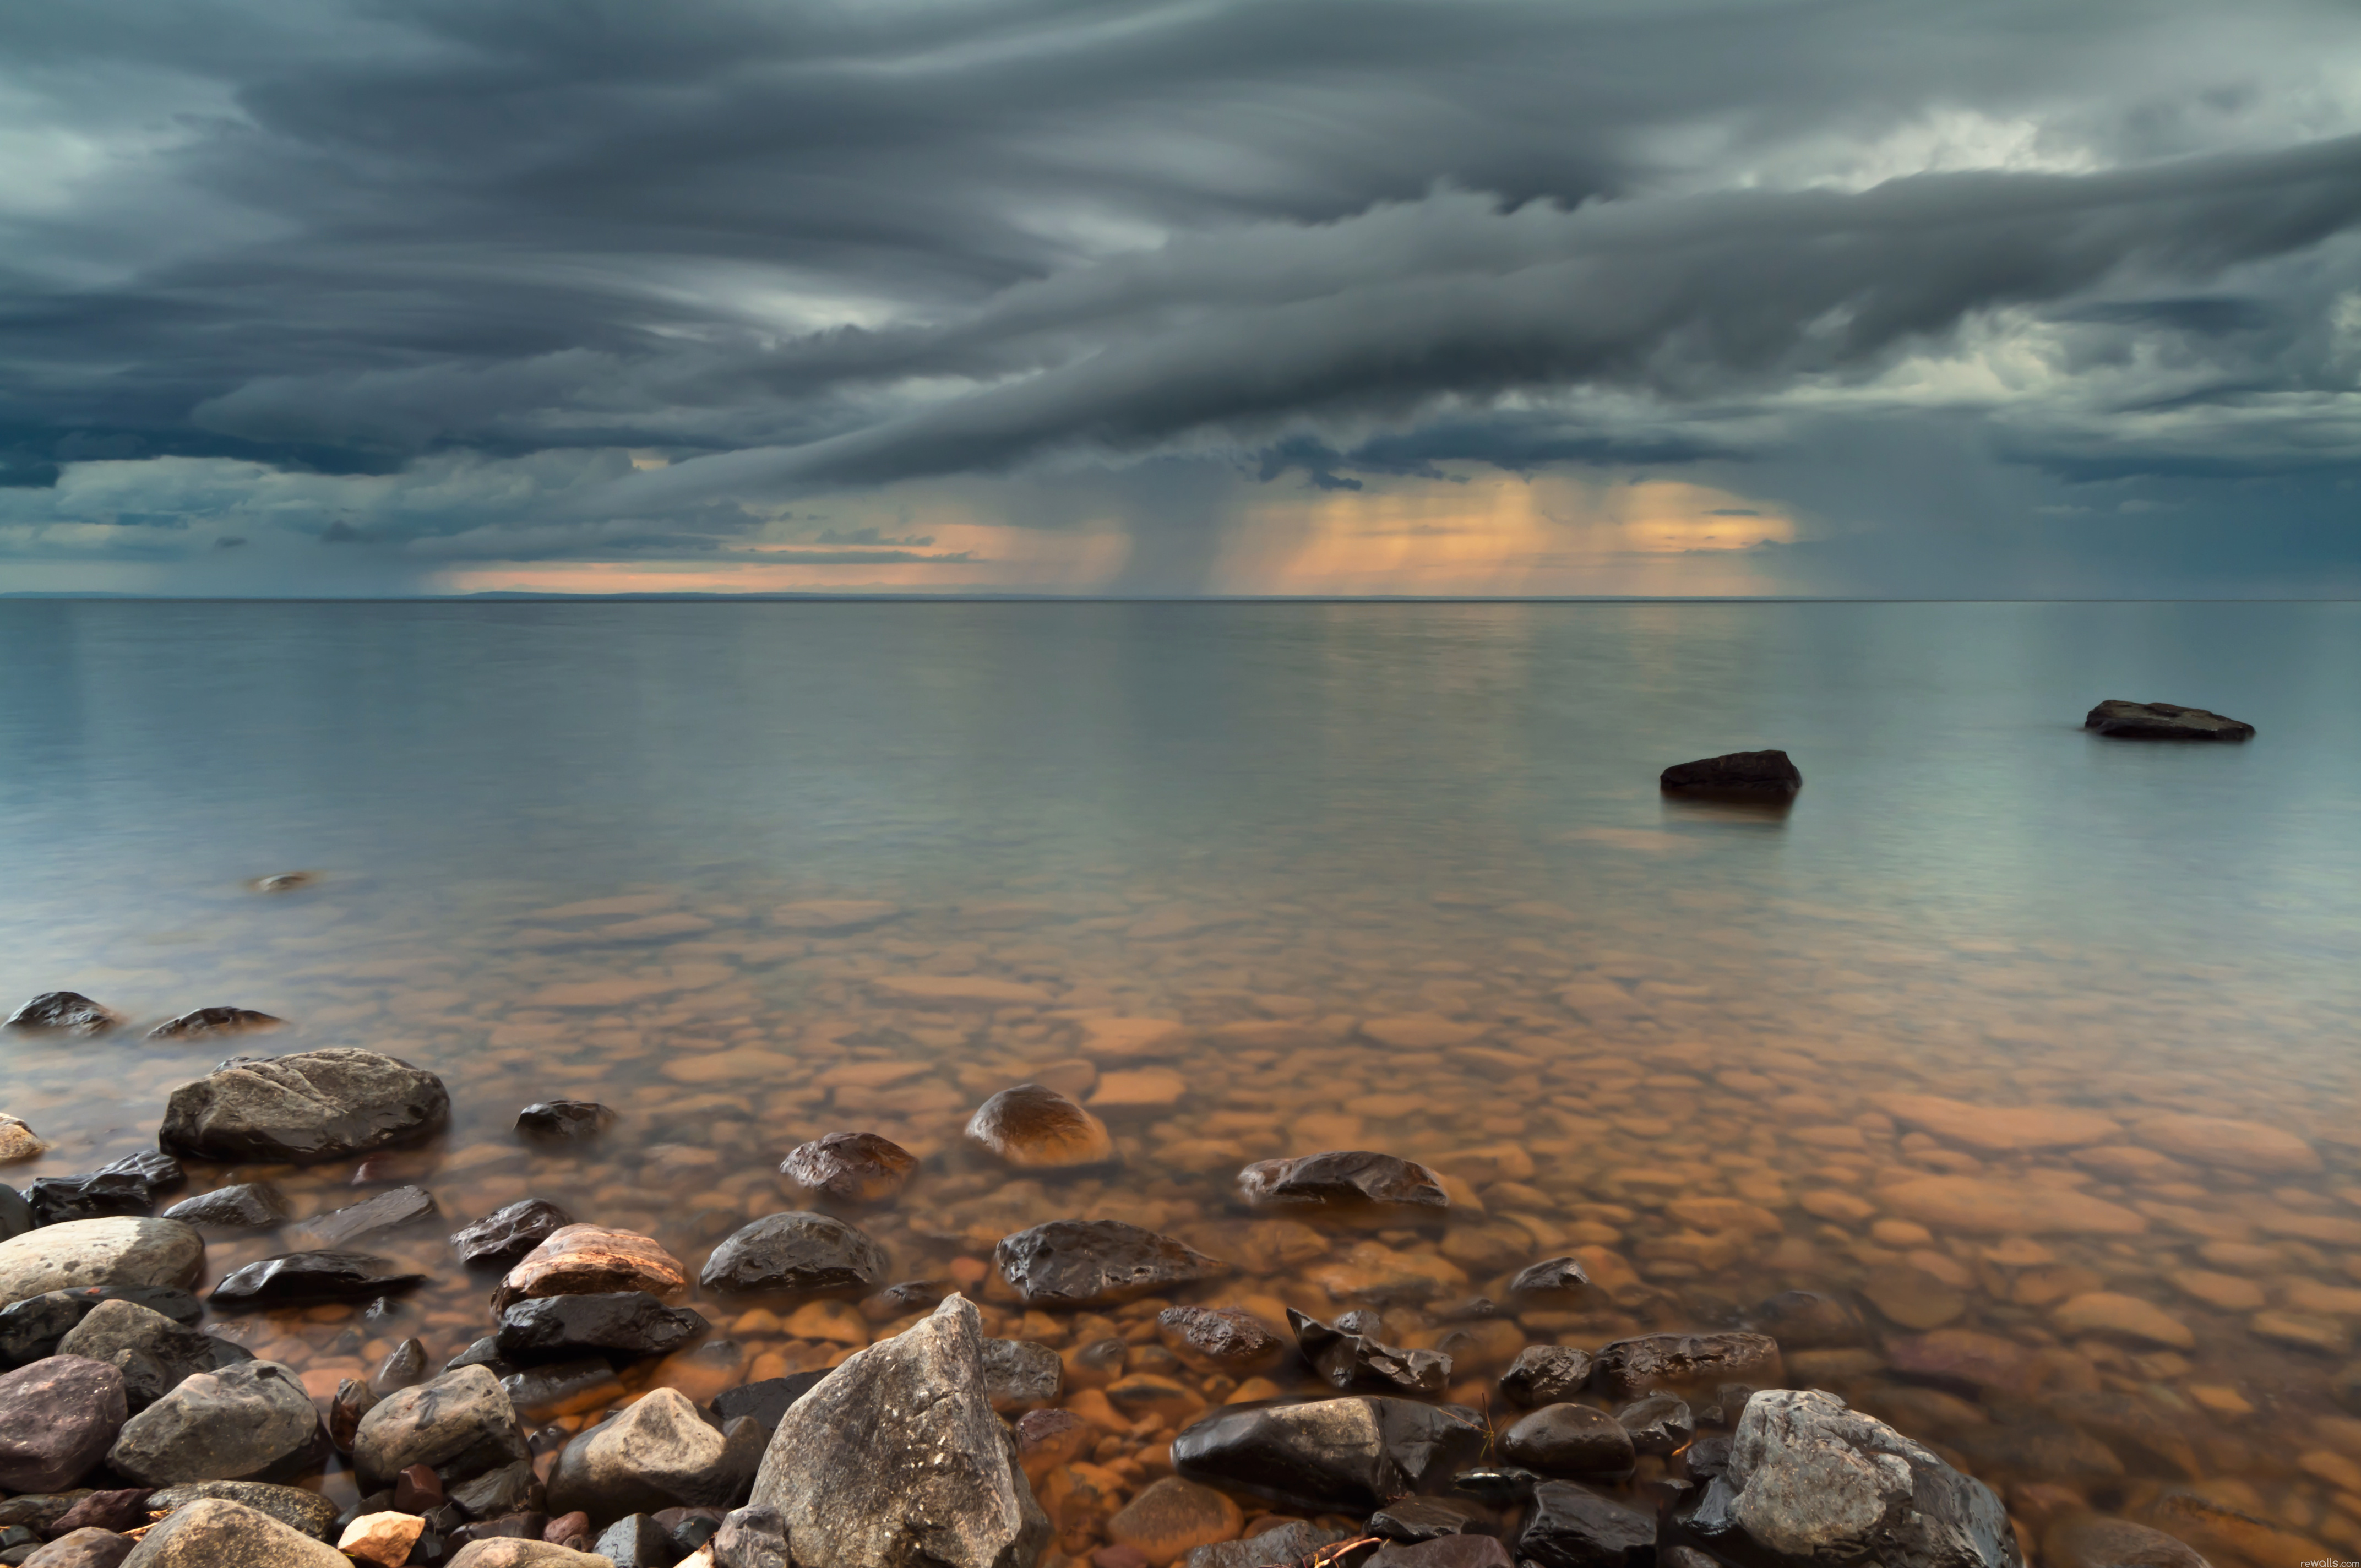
left=3, top=0, right=2360, bottom=591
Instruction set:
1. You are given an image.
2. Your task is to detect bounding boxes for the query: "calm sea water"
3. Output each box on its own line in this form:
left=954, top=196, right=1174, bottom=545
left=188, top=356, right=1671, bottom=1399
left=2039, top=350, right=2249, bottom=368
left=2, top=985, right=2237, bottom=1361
left=3, top=599, right=2359, bottom=1551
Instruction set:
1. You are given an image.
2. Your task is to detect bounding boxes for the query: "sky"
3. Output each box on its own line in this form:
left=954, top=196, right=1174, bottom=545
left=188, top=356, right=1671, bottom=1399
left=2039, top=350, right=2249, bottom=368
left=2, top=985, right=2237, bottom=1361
left=5, top=1, right=2361, bottom=597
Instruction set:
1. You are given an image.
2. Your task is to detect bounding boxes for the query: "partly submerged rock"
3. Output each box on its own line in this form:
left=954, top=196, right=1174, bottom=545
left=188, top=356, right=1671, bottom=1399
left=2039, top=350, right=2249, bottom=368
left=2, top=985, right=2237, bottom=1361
left=1499, top=1346, right=1595, bottom=1408
left=2083, top=700, right=2254, bottom=741
left=748, top=1294, right=1049, bottom=1568
left=779, top=1132, right=917, bottom=1204
left=994, top=1220, right=1224, bottom=1308
left=6, top=993, right=117, bottom=1035
left=1237, top=1151, right=1448, bottom=1215
left=698, top=1213, right=885, bottom=1295
left=302, top=1186, right=437, bottom=1248
left=26, top=1174, right=157, bottom=1228
left=494, top=1292, right=710, bottom=1364
left=1290, top=1308, right=1451, bottom=1397
left=452, top=1200, right=573, bottom=1267
left=965, top=1084, right=1114, bottom=1169
left=0, top=1219, right=205, bottom=1312
left=493, top=1225, right=686, bottom=1313
left=1659, top=750, right=1802, bottom=796
left=1156, top=1306, right=1285, bottom=1373
left=1590, top=1332, right=1782, bottom=1400
left=515, top=1102, right=616, bottom=1140
left=145, top=1008, right=283, bottom=1041
left=161, top=1184, right=289, bottom=1231
left=1500, top=1404, right=1634, bottom=1478
left=157, top=1048, right=449, bottom=1164
left=209, top=1251, right=425, bottom=1308
left=1520, top=1481, right=1656, bottom=1568
left=0, top=1114, right=50, bottom=1165
left=1506, top=1257, right=1591, bottom=1297
left=1170, top=1396, right=1488, bottom=1515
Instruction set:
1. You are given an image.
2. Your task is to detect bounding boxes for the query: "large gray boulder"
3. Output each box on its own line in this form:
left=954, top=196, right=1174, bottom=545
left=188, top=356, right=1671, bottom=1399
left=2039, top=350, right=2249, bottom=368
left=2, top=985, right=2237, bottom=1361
left=106, top=1360, right=323, bottom=1485
left=0, top=1219, right=205, bottom=1310
left=1675, top=1389, right=2021, bottom=1568
left=117, top=1498, right=348, bottom=1567
left=157, top=1048, right=449, bottom=1164
left=748, top=1293, right=1050, bottom=1568
left=0, top=1355, right=128, bottom=1492
left=545, top=1386, right=764, bottom=1526
left=1170, top=1396, right=1488, bottom=1516
left=352, top=1364, right=530, bottom=1491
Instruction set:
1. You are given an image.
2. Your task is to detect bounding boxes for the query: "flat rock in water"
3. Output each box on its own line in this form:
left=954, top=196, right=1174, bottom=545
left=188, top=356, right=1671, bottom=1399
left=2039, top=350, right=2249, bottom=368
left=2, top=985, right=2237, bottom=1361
left=157, top=1048, right=449, bottom=1164
left=494, top=1225, right=686, bottom=1313
left=0, top=1219, right=205, bottom=1312
left=994, top=1220, right=1224, bottom=1308
left=1501, top=1404, right=1634, bottom=1478
left=495, top=1291, right=709, bottom=1363
left=6, top=993, right=118, bottom=1035
left=105, top=1360, right=322, bottom=1487
left=779, top=1133, right=917, bottom=1204
left=2083, top=700, right=2254, bottom=741
left=1170, top=1396, right=1488, bottom=1515
left=2132, top=1113, right=2319, bottom=1175
left=1156, top=1306, right=1285, bottom=1372
left=1590, top=1333, right=1782, bottom=1401
left=145, top=1008, right=283, bottom=1041
left=145, top=1480, right=339, bottom=1540
left=964, top=1084, right=1114, bottom=1169
left=547, top=1387, right=764, bottom=1527
left=1520, top=1481, right=1656, bottom=1568
left=161, top=1184, right=289, bottom=1230
left=1507, top=1257, right=1591, bottom=1296
left=0, top=1287, right=204, bottom=1369
left=453, top=1200, right=574, bottom=1267
left=1499, top=1346, right=1595, bottom=1408
left=1678, top=1389, right=2021, bottom=1568
left=748, top=1295, right=1049, bottom=1568
left=1880, top=1176, right=2147, bottom=1237
left=209, top=1251, right=425, bottom=1307
left=0, top=1356, right=128, bottom=1493
left=302, top=1185, right=437, bottom=1246
left=514, top=1101, right=616, bottom=1140
left=1870, top=1094, right=2120, bottom=1153
left=352, top=1366, right=531, bottom=1492
left=115, top=1497, right=349, bottom=1567
left=699, top=1212, right=885, bottom=1294
left=1290, top=1308, right=1451, bottom=1396
left=1658, top=749, right=1802, bottom=796
left=27, top=1174, right=157, bottom=1228
left=1237, top=1151, right=1448, bottom=1213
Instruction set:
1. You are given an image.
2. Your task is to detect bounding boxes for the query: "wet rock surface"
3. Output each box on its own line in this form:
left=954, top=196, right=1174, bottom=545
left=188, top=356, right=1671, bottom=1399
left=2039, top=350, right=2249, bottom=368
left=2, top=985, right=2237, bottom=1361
left=494, top=1291, right=710, bottom=1363
left=1290, top=1308, right=1451, bottom=1396
left=966, top=1084, right=1116, bottom=1169
left=494, top=1225, right=686, bottom=1311
left=1500, top=1403, right=1635, bottom=1477
left=208, top=1251, right=425, bottom=1306
left=301, top=1185, right=437, bottom=1246
left=5, top=994, right=116, bottom=1035
left=157, top=1049, right=449, bottom=1164
left=1498, top=1346, right=1595, bottom=1407
left=1171, top=1395, right=1487, bottom=1515
left=353, top=1365, right=531, bottom=1492
left=0, top=1357, right=127, bottom=1493
left=1590, top=1331, right=1782, bottom=1400
left=1658, top=749, right=1803, bottom=795
left=24, top=1174, right=156, bottom=1228
left=1521, top=1481, right=1657, bottom=1568
left=2083, top=699, right=2254, bottom=741
left=452, top=1200, right=574, bottom=1266
left=55, top=1298, right=241, bottom=1412
left=0, top=1220, right=204, bottom=1311
left=105, top=1360, right=322, bottom=1486
left=698, top=1212, right=885, bottom=1294
left=145, top=1007, right=282, bottom=1041
left=1237, top=1151, right=1448, bottom=1213
left=549, top=1387, right=760, bottom=1525
left=0, top=1287, right=202, bottom=1369
left=515, top=1101, right=617, bottom=1140
left=995, top=1219, right=1224, bottom=1306
left=159, top=1183, right=287, bottom=1230
left=1156, top=1305, right=1285, bottom=1372
left=779, top=1131, right=917, bottom=1203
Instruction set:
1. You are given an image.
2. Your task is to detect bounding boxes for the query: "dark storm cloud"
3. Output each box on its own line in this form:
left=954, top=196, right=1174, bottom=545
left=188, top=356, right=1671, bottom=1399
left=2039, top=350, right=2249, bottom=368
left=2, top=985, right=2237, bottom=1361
left=4, top=0, right=2361, bottom=587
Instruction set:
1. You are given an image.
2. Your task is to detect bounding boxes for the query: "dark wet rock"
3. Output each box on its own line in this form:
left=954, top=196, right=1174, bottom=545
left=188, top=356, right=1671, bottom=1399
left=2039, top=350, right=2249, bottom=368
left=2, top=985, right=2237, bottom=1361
left=106, top=1360, right=321, bottom=1486
left=981, top=1337, right=1061, bottom=1412
left=2083, top=700, right=2254, bottom=741
left=21, top=1527, right=137, bottom=1568
left=0, top=1186, right=31, bottom=1244
left=115, top=1498, right=349, bottom=1567
left=1498, top=1346, right=1595, bottom=1408
left=656, top=1506, right=725, bottom=1555
left=452, top=1201, right=573, bottom=1268
left=1451, top=1467, right=1543, bottom=1505
left=711, top=1373, right=826, bottom=1433
left=592, top=1514, right=672, bottom=1567
left=25, top=1176, right=155, bottom=1228
left=711, top=1504, right=790, bottom=1568
left=0, top=1287, right=203, bottom=1369
left=395, top=1463, right=445, bottom=1512
left=1288, top=1308, right=1450, bottom=1396
left=94, top=1152, right=184, bottom=1195
left=1502, top=1405, right=1634, bottom=1478
left=160, top=1184, right=287, bottom=1231
left=373, top=1336, right=430, bottom=1396
left=1236, top=1151, right=1448, bottom=1213
left=56, top=1299, right=232, bottom=1412
left=353, top=1366, right=532, bottom=1493
left=748, top=1294, right=1049, bottom=1568
left=1158, top=1305, right=1285, bottom=1373
left=0, top=1498, right=92, bottom=1536
left=499, top=1359, right=625, bottom=1423
left=1742, top=1292, right=1862, bottom=1352
left=1520, top=1482, right=1656, bottom=1568
left=157, top=1048, right=449, bottom=1165
left=779, top=1132, right=917, bottom=1204
left=47, top=1490, right=153, bottom=1537
left=303, top=1186, right=437, bottom=1246
left=514, top=1102, right=615, bottom=1140
left=1184, top=1522, right=1347, bottom=1568
left=1171, top=1395, right=1488, bottom=1515
left=210, top=1251, right=425, bottom=1308
left=1658, top=749, right=1802, bottom=796
left=994, top=1219, right=1224, bottom=1308
left=1617, top=1395, right=1694, bottom=1457
left=1370, top=1498, right=1499, bottom=1543
left=965, top=1084, right=1115, bottom=1169
left=0, top=1357, right=127, bottom=1492
left=6, top=994, right=116, bottom=1036
left=451, top=1460, right=544, bottom=1522
left=1590, top=1333, right=1781, bottom=1401
left=548, top=1388, right=763, bottom=1527
left=1675, top=1388, right=2020, bottom=1568
left=1508, top=1258, right=1591, bottom=1296
left=1370, top=1538, right=1515, bottom=1568
left=145, top=1009, right=282, bottom=1041
left=447, top=1336, right=513, bottom=1375
left=2042, top=1515, right=2210, bottom=1568
left=145, top=1481, right=338, bottom=1540
left=699, top=1212, right=885, bottom=1295
left=1680, top=1435, right=1734, bottom=1482
left=495, top=1291, right=709, bottom=1364
left=329, top=1379, right=378, bottom=1452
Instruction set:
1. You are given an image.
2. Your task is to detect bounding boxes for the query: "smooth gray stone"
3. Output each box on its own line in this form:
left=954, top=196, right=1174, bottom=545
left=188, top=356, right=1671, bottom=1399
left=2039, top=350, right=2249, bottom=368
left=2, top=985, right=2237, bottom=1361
left=697, top=1212, right=884, bottom=1295
left=156, top=1048, right=448, bottom=1165
left=56, top=1300, right=224, bottom=1413
left=0, top=1221, right=204, bottom=1313
left=353, top=1365, right=530, bottom=1493
left=115, top=1499, right=346, bottom=1567
left=105, top=1361, right=323, bottom=1487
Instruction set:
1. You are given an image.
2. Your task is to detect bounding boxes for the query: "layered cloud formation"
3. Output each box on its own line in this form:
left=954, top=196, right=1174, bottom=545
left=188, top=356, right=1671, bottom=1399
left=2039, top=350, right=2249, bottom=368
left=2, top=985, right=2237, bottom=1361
left=5, top=0, right=2361, bottom=594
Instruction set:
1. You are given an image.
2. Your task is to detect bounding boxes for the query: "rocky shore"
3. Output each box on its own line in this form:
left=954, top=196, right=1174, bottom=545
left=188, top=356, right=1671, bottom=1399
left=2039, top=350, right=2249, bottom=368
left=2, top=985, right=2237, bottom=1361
left=2, top=1015, right=2338, bottom=1568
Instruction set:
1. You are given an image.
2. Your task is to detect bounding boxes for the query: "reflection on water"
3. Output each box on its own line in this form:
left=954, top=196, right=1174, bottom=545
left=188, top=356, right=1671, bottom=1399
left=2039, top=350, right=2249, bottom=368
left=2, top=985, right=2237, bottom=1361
left=4, top=600, right=2361, bottom=1556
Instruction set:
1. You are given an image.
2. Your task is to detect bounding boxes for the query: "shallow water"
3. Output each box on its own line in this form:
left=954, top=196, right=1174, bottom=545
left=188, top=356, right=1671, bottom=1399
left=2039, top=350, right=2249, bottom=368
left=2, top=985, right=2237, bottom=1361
left=4, top=600, right=2360, bottom=1556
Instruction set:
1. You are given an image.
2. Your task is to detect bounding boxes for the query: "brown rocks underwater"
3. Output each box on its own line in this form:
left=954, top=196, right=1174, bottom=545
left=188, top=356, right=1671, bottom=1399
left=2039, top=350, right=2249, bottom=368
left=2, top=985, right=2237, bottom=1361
left=1, top=860, right=2358, bottom=1568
